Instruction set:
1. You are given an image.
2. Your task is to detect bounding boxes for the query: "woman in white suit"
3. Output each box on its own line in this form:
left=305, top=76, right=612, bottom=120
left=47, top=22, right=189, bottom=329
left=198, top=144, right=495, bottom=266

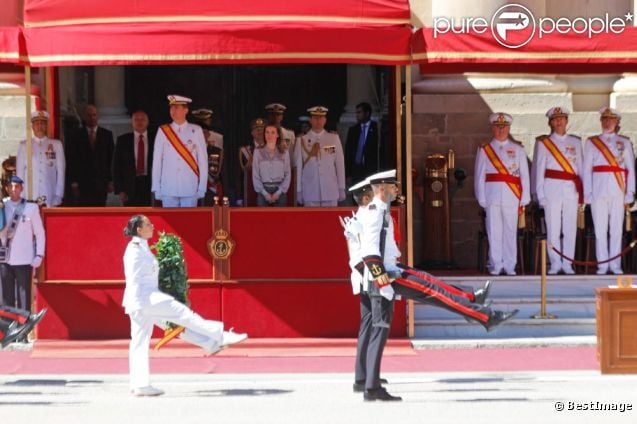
left=122, top=215, right=247, bottom=396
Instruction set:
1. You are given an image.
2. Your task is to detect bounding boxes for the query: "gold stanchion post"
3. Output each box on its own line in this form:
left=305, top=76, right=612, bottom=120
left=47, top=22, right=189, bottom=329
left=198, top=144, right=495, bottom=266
left=532, top=239, right=557, bottom=319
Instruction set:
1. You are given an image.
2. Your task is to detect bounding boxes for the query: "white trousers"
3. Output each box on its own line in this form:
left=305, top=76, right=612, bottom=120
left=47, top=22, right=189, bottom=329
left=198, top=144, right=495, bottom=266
left=161, top=196, right=198, bottom=207
left=128, top=299, right=224, bottom=389
left=591, top=196, right=625, bottom=272
left=544, top=197, right=578, bottom=270
left=485, top=204, right=518, bottom=273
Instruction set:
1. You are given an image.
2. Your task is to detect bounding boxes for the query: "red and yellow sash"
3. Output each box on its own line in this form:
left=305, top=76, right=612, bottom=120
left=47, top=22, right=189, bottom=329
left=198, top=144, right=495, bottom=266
left=590, top=136, right=626, bottom=193
left=482, top=143, right=522, bottom=200
left=160, top=124, right=199, bottom=177
left=540, top=136, right=583, bottom=204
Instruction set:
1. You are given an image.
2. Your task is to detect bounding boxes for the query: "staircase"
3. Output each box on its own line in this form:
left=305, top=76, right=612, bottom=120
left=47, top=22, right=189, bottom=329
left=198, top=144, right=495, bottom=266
left=411, top=274, right=624, bottom=339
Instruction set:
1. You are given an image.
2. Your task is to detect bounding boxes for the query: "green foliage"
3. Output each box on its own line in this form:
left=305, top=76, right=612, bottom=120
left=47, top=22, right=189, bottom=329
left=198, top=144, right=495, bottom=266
left=152, top=232, right=189, bottom=306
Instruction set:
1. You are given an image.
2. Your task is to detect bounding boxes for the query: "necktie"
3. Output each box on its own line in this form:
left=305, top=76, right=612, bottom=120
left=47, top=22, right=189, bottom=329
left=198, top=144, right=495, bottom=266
left=355, top=123, right=367, bottom=165
left=89, top=128, right=96, bottom=149
left=136, top=134, right=145, bottom=176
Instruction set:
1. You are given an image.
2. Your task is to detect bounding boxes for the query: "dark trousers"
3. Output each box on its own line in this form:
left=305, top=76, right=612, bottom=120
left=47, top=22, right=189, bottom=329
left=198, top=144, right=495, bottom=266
left=393, top=273, right=492, bottom=323
left=354, top=291, right=394, bottom=390
left=0, top=264, right=33, bottom=313
left=125, top=176, right=152, bottom=206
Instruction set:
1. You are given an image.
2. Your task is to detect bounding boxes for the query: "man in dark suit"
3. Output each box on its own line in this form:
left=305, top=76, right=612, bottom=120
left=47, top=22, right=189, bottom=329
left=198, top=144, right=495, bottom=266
left=113, top=110, right=156, bottom=206
left=345, top=102, right=385, bottom=185
left=65, top=104, right=114, bottom=206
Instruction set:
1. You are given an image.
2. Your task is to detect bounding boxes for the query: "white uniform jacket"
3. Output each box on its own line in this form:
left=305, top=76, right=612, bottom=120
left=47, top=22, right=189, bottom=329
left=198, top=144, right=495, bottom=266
left=0, top=198, right=45, bottom=266
left=474, top=139, right=531, bottom=208
left=17, top=136, right=66, bottom=206
left=583, top=133, right=636, bottom=204
left=294, top=130, right=345, bottom=202
left=534, top=133, right=583, bottom=204
left=343, top=208, right=365, bottom=295
left=122, top=236, right=172, bottom=314
left=358, top=197, right=400, bottom=298
left=152, top=122, right=208, bottom=199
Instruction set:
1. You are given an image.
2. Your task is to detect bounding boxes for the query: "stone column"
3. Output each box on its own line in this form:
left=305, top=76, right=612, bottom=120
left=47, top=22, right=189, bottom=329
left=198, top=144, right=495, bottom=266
left=94, top=66, right=130, bottom=138
left=0, top=72, right=39, bottom=160
left=337, top=65, right=378, bottom=141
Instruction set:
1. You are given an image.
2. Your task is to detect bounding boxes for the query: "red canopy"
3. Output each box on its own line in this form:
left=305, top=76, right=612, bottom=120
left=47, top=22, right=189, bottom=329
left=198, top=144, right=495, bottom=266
left=414, top=26, right=637, bottom=74
left=19, top=0, right=413, bottom=66
left=0, top=0, right=23, bottom=64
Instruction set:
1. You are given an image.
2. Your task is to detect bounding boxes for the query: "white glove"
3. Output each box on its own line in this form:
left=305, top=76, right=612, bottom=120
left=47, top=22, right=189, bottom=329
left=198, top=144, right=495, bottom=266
left=153, top=191, right=162, bottom=201
left=31, top=256, right=43, bottom=268
left=538, top=197, right=547, bottom=208
left=197, top=190, right=206, bottom=199
left=296, top=191, right=304, bottom=205
left=338, top=189, right=346, bottom=202
left=52, top=196, right=63, bottom=206
left=379, top=284, right=395, bottom=301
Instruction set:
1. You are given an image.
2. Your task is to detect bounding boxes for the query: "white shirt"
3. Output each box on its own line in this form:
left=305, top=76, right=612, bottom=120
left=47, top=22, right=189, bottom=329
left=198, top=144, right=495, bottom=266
left=0, top=198, right=45, bottom=265
left=583, top=132, right=636, bottom=204
left=152, top=122, right=208, bottom=199
left=534, top=132, right=583, bottom=203
left=474, top=139, right=531, bottom=208
left=122, top=236, right=172, bottom=313
left=16, top=136, right=66, bottom=206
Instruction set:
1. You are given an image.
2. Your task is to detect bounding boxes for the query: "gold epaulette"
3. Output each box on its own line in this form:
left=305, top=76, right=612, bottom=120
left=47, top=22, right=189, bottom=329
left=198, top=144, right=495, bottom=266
left=536, top=135, right=549, bottom=141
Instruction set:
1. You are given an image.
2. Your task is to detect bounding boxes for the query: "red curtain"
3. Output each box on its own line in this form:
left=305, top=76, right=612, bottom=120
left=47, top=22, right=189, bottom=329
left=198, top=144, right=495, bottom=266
left=19, top=0, right=412, bottom=66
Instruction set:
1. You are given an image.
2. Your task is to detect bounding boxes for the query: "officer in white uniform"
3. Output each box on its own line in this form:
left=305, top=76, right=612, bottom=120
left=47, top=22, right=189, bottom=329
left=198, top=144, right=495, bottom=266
left=583, top=107, right=635, bottom=275
left=534, top=107, right=583, bottom=274
left=16, top=111, right=65, bottom=206
left=474, top=113, right=530, bottom=275
left=122, top=215, right=247, bottom=396
left=294, top=106, right=346, bottom=207
left=0, top=176, right=45, bottom=315
left=152, top=95, right=208, bottom=208
left=265, top=103, right=296, bottom=155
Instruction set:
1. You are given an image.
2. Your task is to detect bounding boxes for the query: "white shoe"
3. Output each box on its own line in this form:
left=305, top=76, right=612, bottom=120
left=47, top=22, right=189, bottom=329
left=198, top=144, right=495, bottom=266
left=611, top=269, right=624, bottom=275
left=563, top=267, right=576, bottom=275
left=505, top=269, right=516, bottom=276
left=596, top=268, right=608, bottom=275
left=547, top=267, right=560, bottom=275
left=488, top=268, right=501, bottom=276
left=132, top=386, right=164, bottom=397
left=221, top=328, right=248, bottom=347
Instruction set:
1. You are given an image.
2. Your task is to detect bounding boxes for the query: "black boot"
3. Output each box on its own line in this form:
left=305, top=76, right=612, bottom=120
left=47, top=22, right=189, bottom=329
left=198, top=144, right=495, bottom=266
left=353, top=378, right=388, bottom=393
left=473, top=280, right=492, bottom=306
left=484, top=309, right=519, bottom=332
left=364, top=387, right=402, bottom=401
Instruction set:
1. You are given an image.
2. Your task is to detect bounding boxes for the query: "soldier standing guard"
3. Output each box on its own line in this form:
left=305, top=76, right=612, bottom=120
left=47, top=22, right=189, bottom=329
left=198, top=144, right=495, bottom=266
left=265, top=103, right=296, bottom=154
left=151, top=95, right=208, bottom=208
left=474, top=113, right=530, bottom=276
left=534, top=107, right=583, bottom=275
left=583, top=107, right=635, bottom=275
left=294, top=106, right=346, bottom=207
left=16, top=111, right=65, bottom=207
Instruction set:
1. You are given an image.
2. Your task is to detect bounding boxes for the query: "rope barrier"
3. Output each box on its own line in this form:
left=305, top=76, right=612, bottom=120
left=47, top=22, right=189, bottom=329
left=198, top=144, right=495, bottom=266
left=548, top=239, right=637, bottom=266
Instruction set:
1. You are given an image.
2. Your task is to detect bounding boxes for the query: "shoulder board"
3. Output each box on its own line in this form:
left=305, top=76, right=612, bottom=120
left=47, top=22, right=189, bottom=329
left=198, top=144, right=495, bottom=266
left=368, top=204, right=377, bottom=210
left=480, top=142, right=489, bottom=148
left=569, top=134, right=581, bottom=140
left=510, top=139, right=523, bottom=146
left=618, top=134, right=631, bottom=141
left=536, top=135, right=549, bottom=141
left=329, top=130, right=338, bottom=134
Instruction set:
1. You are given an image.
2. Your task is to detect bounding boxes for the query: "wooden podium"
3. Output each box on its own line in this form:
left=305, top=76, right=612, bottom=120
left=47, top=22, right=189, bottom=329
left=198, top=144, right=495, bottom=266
left=596, top=287, right=637, bottom=374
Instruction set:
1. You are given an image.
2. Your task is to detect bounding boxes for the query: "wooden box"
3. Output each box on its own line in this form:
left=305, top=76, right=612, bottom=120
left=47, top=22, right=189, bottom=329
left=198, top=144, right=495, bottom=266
left=596, top=287, right=637, bottom=374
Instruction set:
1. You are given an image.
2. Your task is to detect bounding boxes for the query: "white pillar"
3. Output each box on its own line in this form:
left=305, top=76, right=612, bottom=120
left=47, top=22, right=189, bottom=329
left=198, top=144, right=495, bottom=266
left=94, top=66, right=130, bottom=138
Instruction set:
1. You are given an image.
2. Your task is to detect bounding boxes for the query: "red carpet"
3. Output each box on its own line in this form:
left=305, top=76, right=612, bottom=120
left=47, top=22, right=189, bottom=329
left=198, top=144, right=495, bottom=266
left=0, top=339, right=599, bottom=375
left=30, top=338, right=416, bottom=358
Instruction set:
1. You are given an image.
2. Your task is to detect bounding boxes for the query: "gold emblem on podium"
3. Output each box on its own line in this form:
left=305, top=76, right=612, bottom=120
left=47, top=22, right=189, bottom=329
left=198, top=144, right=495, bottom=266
left=208, top=229, right=235, bottom=260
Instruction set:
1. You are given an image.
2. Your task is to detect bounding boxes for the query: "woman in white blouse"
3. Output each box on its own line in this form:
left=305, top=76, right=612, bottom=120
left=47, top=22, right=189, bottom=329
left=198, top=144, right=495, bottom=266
left=122, top=215, right=247, bottom=396
left=252, top=124, right=291, bottom=207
